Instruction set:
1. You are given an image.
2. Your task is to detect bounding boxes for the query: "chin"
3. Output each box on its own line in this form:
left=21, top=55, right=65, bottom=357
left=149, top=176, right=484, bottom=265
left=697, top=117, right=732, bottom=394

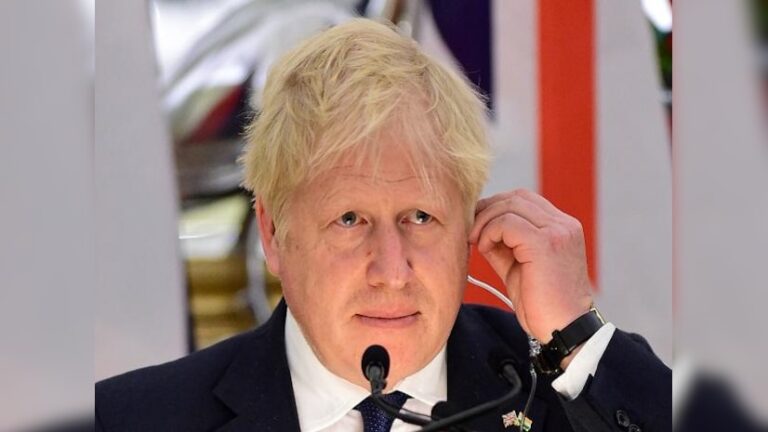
left=342, top=318, right=444, bottom=386
left=368, top=336, right=436, bottom=384
left=388, top=351, right=426, bottom=383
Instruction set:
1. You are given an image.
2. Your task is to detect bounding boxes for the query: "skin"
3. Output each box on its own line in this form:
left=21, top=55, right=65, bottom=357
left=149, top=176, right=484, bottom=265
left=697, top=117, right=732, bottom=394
left=469, top=189, right=594, bottom=368
left=257, top=139, right=470, bottom=390
left=257, top=136, right=594, bottom=390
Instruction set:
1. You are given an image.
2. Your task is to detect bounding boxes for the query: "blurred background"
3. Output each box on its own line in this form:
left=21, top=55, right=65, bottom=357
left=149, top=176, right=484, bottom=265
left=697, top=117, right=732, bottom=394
left=125, top=0, right=675, bottom=360
left=2, top=0, right=768, bottom=430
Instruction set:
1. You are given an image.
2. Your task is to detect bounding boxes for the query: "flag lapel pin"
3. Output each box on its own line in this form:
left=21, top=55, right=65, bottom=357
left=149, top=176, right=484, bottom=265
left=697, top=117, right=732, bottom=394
left=502, top=410, right=533, bottom=431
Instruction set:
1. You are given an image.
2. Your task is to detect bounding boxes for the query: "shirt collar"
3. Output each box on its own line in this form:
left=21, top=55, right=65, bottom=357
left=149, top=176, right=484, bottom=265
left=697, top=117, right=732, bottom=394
left=285, top=307, right=447, bottom=432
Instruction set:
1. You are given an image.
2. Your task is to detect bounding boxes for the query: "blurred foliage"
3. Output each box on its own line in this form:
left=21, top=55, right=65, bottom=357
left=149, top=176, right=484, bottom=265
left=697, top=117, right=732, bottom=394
left=650, top=23, right=672, bottom=91
left=752, top=0, right=768, bottom=42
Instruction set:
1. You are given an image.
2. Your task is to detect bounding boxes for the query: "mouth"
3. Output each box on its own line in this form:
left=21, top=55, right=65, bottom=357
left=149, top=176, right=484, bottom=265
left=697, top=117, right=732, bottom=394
left=354, top=311, right=421, bottom=329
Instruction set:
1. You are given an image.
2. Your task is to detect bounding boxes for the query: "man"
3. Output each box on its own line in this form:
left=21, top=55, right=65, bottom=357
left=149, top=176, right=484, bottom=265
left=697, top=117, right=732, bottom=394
left=97, top=19, right=670, bottom=431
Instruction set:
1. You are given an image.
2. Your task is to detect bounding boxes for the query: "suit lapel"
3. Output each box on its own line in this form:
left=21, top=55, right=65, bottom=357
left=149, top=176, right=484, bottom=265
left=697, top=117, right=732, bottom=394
left=213, top=300, right=301, bottom=432
left=447, top=306, right=549, bottom=431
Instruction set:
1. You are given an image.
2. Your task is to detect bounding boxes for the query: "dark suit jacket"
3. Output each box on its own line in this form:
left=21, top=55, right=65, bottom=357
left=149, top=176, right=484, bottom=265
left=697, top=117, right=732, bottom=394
left=96, top=301, right=671, bottom=431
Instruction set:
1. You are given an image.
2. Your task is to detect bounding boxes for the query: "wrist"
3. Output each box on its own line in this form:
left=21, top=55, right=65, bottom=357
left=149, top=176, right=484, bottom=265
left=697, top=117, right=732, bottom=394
left=538, top=307, right=591, bottom=344
left=532, top=307, right=605, bottom=376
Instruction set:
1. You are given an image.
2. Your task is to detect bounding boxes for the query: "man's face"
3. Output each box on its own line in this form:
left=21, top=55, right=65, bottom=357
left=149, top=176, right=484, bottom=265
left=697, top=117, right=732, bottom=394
left=259, top=138, right=470, bottom=390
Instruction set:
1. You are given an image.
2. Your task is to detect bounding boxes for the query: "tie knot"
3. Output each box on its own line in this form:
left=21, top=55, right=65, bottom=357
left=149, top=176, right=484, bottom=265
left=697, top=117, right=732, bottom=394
left=355, top=391, right=410, bottom=432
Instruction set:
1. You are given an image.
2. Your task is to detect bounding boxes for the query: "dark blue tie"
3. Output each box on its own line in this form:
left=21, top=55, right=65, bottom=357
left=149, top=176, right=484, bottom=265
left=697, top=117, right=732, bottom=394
left=355, top=391, right=410, bottom=432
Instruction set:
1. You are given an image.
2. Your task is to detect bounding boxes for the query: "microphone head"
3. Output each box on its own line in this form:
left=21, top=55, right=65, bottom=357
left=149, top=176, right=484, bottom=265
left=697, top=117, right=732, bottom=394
left=488, top=350, right=522, bottom=388
left=361, top=345, right=390, bottom=381
left=487, top=349, right=520, bottom=372
left=431, top=401, right=461, bottom=420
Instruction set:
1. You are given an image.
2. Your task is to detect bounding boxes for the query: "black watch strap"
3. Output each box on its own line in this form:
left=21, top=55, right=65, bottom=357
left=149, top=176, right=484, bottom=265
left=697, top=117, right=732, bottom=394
left=532, top=307, right=606, bottom=376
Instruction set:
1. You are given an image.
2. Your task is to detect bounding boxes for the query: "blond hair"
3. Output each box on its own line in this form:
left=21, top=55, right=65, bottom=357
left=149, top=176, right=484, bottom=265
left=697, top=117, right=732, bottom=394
left=240, top=18, right=490, bottom=239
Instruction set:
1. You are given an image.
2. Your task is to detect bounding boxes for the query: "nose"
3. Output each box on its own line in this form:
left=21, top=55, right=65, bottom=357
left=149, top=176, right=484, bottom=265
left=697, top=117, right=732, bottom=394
left=366, top=224, right=413, bottom=290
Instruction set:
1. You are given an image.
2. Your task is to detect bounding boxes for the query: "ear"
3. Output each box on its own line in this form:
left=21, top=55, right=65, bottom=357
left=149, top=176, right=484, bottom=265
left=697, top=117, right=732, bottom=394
left=255, top=198, right=281, bottom=277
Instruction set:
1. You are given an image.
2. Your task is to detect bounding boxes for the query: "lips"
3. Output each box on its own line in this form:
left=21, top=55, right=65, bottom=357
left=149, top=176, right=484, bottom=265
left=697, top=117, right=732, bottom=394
left=357, top=309, right=419, bottom=319
left=354, top=311, right=421, bottom=328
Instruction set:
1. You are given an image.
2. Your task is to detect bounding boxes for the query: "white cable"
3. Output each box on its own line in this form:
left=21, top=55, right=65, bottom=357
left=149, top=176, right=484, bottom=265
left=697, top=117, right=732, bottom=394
left=467, top=274, right=539, bottom=429
left=466, top=275, right=515, bottom=312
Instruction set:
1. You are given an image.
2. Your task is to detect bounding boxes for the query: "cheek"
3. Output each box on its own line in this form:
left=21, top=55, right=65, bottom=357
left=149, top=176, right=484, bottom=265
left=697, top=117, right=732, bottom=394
left=277, top=236, right=324, bottom=310
left=420, top=225, right=469, bottom=267
left=278, top=235, right=364, bottom=307
left=320, top=228, right=372, bottom=259
left=411, top=234, right=468, bottom=299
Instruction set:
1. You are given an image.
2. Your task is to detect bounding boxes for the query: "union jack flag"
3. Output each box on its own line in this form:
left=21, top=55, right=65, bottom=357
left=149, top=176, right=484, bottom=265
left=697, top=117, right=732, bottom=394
left=501, top=410, right=532, bottom=431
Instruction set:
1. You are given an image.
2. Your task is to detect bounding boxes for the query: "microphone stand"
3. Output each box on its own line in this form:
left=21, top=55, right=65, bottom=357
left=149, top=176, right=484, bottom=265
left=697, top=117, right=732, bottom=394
left=417, top=384, right=518, bottom=432
left=370, top=392, right=474, bottom=432
left=362, top=345, right=523, bottom=431
left=366, top=363, right=522, bottom=432
left=369, top=392, right=431, bottom=426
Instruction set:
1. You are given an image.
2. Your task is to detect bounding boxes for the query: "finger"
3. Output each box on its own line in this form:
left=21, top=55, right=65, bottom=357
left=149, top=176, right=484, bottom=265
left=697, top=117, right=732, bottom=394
left=479, top=188, right=570, bottom=220
left=513, top=188, right=572, bottom=220
left=475, top=190, right=518, bottom=215
left=470, top=196, right=555, bottom=243
left=475, top=212, right=539, bottom=257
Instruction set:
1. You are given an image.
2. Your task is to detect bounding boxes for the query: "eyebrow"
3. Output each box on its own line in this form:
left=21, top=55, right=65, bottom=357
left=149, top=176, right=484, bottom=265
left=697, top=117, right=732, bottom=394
left=315, top=189, right=449, bottom=219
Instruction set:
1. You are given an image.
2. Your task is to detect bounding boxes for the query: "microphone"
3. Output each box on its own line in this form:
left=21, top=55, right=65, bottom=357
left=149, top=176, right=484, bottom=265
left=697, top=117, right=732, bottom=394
left=430, top=401, right=460, bottom=420
left=431, top=402, right=473, bottom=432
left=360, top=345, right=389, bottom=393
left=360, top=345, right=523, bottom=431
left=487, top=351, right=523, bottom=391
left=361, top=345, right=431, bottom=426
left=361, top=345, right=389, bottom=394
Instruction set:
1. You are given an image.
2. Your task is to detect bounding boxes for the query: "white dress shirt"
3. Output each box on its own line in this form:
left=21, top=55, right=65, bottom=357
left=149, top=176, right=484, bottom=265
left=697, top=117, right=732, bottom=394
left=551, top=323, right=616, bottom=400
left=285, top=308, right=615, bottom=431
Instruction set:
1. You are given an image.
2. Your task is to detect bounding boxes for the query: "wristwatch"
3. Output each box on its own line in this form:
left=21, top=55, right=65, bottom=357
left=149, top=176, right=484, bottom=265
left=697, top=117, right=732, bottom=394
left=532, top=307, right=606, bottom=376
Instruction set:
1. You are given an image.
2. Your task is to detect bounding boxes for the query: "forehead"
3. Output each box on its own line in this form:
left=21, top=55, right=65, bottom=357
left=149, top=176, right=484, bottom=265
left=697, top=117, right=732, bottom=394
left=310, top=163, right=450, bottom=205
left=296, top=144, right=458, bottom=209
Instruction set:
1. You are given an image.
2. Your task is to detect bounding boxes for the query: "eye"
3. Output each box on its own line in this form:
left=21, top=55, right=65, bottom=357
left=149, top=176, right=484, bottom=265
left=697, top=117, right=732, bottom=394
left=336, top=211, right=361, bottom=227
left=405, top=209, right=433, bottom=225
